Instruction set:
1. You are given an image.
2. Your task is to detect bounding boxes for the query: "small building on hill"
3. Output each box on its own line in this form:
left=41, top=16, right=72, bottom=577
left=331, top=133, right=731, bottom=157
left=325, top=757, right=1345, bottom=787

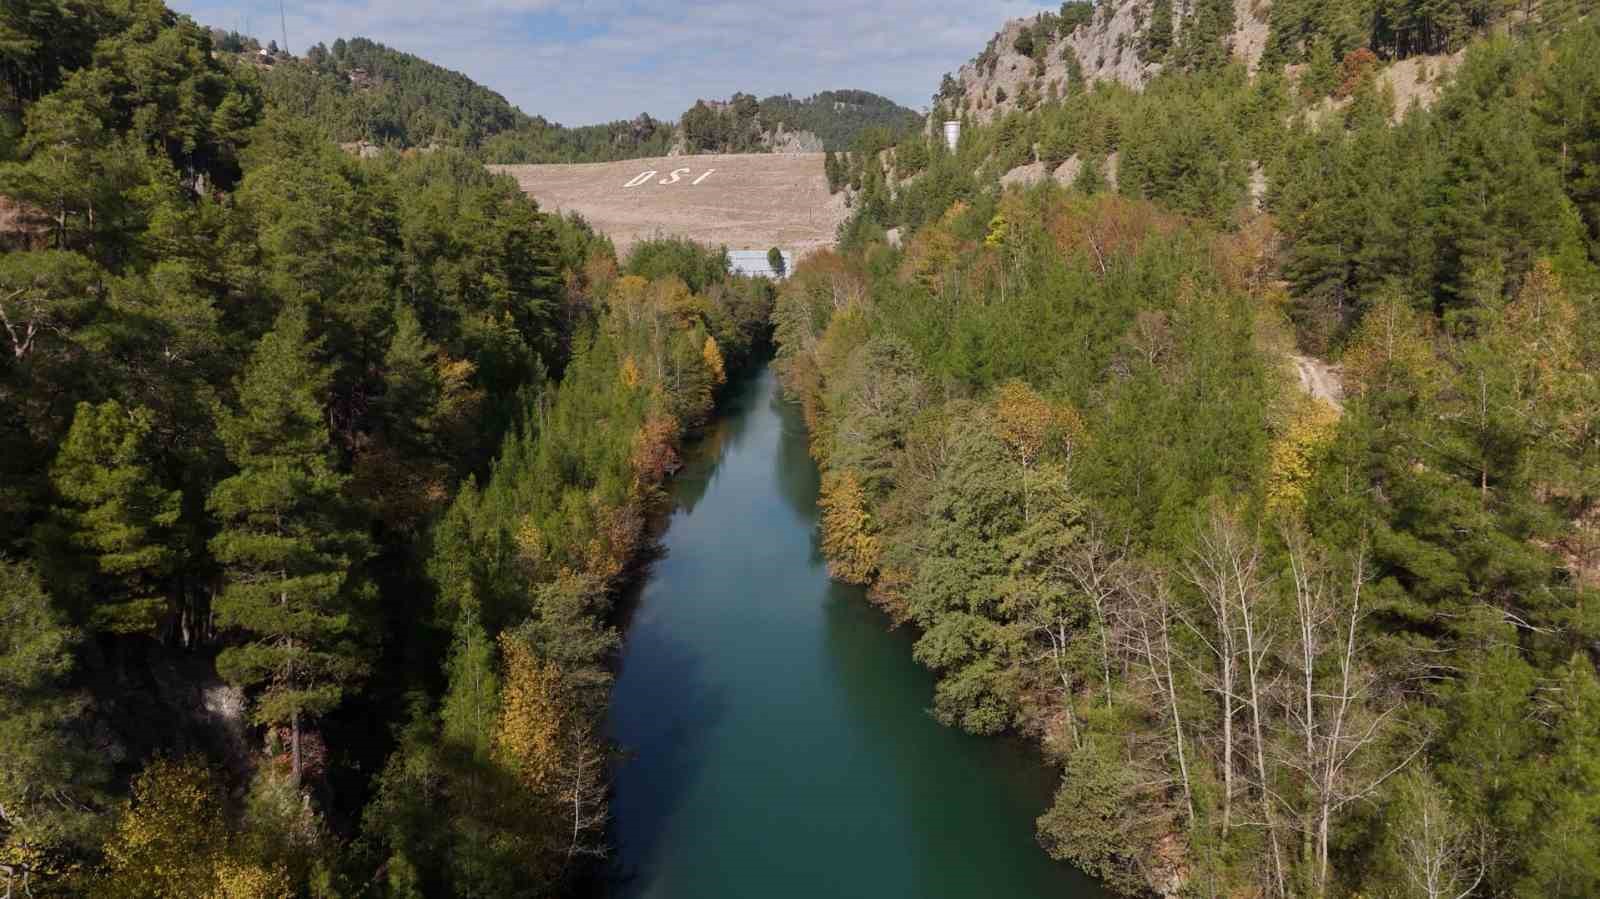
left=728, top=249, right=793, bottom=280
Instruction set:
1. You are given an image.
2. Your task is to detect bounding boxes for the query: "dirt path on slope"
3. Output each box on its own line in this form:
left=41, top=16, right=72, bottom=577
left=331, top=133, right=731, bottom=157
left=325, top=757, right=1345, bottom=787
left=1291, top=353, right=1344, bottom=411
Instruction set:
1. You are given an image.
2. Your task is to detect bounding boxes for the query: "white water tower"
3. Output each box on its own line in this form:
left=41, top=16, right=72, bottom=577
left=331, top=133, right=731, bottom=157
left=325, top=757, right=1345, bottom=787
left=943, top=120, right=961, bottom=151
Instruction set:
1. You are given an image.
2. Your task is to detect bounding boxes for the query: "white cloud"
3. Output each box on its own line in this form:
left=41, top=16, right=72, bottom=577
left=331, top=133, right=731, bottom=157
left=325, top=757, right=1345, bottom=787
left=171, top=0, right=1053, bottom=124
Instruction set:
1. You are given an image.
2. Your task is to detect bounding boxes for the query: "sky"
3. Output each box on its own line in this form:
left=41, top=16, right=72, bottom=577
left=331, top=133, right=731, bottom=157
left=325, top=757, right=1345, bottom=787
left=167, top=0, right=1054, bottom=126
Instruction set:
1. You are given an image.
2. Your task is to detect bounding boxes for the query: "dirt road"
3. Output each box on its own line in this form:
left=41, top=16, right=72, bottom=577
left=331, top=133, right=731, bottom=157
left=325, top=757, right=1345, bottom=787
left=490, top=153, right=848, bottom=259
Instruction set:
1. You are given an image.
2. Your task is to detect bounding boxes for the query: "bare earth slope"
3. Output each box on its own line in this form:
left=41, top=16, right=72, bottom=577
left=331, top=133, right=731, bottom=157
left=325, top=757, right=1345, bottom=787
left=490, top=153, right=847, bottom=258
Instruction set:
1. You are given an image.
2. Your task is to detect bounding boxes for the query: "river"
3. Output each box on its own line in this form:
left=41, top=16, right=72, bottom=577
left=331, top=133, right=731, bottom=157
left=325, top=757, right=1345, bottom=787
left=604, top=364, right=1112, bottom=898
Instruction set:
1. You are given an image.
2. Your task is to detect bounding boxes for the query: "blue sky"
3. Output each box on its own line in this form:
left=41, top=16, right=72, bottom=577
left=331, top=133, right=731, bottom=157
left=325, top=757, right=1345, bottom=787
left=168, top=0, right=1054, bottom=125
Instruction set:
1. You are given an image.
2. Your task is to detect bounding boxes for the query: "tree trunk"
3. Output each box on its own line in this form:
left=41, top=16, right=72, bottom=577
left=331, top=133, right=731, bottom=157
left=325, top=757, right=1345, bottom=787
left=1220, top=605, right=1235, bottom=831
left=1240, top=588, right=1286, bottom=898
left=1157, top=599, right=1194, bottom=823
left=291, top=710, right=303, bottom=785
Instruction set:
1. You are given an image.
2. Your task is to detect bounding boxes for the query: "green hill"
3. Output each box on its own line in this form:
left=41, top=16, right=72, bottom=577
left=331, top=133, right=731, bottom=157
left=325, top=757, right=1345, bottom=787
left=248, top=36, right=674, bottom=160
left=248, top=37, right=919, bottom=161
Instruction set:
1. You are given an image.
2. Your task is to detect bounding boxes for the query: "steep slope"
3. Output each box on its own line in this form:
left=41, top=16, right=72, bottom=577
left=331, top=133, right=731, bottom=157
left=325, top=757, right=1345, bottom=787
left=941, top=1, right=1271, bottom=123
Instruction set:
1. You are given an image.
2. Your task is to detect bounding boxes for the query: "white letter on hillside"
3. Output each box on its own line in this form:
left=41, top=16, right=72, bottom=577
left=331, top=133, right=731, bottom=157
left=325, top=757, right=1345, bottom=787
left=660, top=167, right=692, bottom=185
left=623, top=171, right=657, bottom=188
left=692, top=169, right=716, bottom=186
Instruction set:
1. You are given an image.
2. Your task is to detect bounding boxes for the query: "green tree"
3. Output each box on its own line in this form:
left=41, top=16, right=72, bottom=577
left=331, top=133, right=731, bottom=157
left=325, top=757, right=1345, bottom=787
left=44, top=401, right=181, bottom=636
left=910, top=414, right=1027, bottom=735
left=1515, top=655, right=1600, bottom=895
left=767, top=246, right=787, bottom=278
left=208, top=302, right=369, bottom=784
left=0, top=559, right=104, bottom=891
left=1142, top=0, right=1175, bottom=61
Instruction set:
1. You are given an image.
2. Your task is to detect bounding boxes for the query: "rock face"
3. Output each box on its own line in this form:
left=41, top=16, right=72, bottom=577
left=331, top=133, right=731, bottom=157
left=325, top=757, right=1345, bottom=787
left=762, top=126, right=825, bottom=154
left=950, top=1, right=1273, bottom=124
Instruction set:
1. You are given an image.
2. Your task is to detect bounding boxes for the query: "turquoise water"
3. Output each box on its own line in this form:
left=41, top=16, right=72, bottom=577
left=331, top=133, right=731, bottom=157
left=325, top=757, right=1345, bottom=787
left=605, top=364, right=1111, bottom=899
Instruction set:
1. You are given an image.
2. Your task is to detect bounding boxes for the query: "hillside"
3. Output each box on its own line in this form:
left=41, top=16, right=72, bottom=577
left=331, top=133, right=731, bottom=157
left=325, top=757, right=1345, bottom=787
left=243, top=36, right=676, bottom=159
left=935, top=0, right=1550, bottom=125
left=680, top=90, right=922, bottom=153
left=760, top=89, right=923, bottom=149
left=803, top=4, right=1600, bottom=898
left=491, top=153, right=847, bottom=257
left=0, top=3, right=777, bottom=895
left=238, top=35, right=917, bottom=162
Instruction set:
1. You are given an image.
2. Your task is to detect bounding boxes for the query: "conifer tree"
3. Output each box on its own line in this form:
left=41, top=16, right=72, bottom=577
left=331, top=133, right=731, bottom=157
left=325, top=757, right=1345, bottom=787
left=1142, top=0, right=1175, bottom=61
left=45, top=401, right=181, bottom=636
left=0, top=559, right=105, bottom=889
left=208, top=302, right=369, bottom=784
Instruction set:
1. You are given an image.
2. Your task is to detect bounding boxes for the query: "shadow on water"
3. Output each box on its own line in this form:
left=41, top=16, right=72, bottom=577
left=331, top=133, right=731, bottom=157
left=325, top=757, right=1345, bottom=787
left=602, top=369, right=772, bottom=889
left=769, top=385, right=823, bottom=527
left=820, top=578, right=1106, bottom=897
left=671, top=366, right=766, bottom=517
left=604, top=623, right=725, bottom=889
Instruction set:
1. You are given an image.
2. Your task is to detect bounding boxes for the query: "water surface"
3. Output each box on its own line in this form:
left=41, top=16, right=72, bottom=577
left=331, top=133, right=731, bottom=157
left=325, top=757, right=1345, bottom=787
left=606, top=365, right=1111, bottom=899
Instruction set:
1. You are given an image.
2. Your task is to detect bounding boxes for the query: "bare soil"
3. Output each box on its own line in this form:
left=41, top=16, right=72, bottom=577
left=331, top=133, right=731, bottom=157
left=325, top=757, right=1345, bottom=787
left=490, top=153, right=848, bottom=259
left=1290, top=353, right=1345, bottom=411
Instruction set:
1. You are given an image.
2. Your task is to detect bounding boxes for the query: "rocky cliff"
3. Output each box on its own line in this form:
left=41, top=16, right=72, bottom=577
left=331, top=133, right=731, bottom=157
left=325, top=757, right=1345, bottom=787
left=946, top=0, right=1270, bottom=124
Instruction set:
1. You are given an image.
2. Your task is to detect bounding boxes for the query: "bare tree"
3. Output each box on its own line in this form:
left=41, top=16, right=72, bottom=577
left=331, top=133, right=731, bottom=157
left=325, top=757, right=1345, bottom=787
left=1067, top=523, right=1126, bottom=709
left=1390, top=768, right=1487, bottom=899
left=1280, top=532, right=1423, bottom=897
left=561, top=722, right=610, bottom=862
left=1004, top=484, right=1091, bottom=752
left=1182, top=510, right=1242, bottom=832
left=1121, top=567, right=1195, bottom=824
left=1015, top=583, right=1084, bottom=751
left=1185, top=507, right=1286, bottom=896
left=0, top=284, right=57, bottom=360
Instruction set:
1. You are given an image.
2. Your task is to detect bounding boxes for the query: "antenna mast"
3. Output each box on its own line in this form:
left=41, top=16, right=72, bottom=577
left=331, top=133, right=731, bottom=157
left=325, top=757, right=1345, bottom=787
left=279, top=0, right=290, bottom=55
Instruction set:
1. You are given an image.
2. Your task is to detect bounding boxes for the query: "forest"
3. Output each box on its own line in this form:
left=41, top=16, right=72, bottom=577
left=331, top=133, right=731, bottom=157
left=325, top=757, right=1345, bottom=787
left=0, top=2, right=773, bottom=895
left=679, top=90, right=922, bottom=154
left=8, top=0, right=1600, bottom=896
left=250, top=36, right=677, bottom=161
left=780, top=5, right=1600, bottom=898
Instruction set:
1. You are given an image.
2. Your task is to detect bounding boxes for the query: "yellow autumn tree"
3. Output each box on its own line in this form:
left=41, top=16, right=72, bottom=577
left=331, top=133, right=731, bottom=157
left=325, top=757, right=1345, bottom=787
left=98, top=757, right=291, bottom=898
left=209, top=862, right=292, bottom=899
left=819, top=471, right=880, bottom=584
left=494, top=634, right=566, bottom=793
left=994, top=381, right=1055, bottom=465
left=620, top=355, right=642, bottom=389
left=899, top=201, right=968, bottom=289
left=702, top=336, right=727, bottom=386
left=993, top=381, right=1086, bottom=521
left=1499, top=259, right=1582, bottom=409
left=1265, top=399, right=1341, bottom=518
left=984, top=212, right=1009, bottom=249
left=513, top=514, right=547, bottom=578
left=608, top=275, right=653, bottom=327
left=1341, top=294, right=1438, bottom=398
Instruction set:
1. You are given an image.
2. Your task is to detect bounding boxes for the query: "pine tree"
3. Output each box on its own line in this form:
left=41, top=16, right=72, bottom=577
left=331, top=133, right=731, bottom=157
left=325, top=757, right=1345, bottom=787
left=0, top=559, right=105, bottom=888
left=1142, top=0, right=1175, bottom=62
left=1175, top=0, right=1237, bottom=72
left=45, top=401, right=181, bottom=636
left=208, top=302, right=369, bottom=784
left=1516, top=655, right=1600, bottom=895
